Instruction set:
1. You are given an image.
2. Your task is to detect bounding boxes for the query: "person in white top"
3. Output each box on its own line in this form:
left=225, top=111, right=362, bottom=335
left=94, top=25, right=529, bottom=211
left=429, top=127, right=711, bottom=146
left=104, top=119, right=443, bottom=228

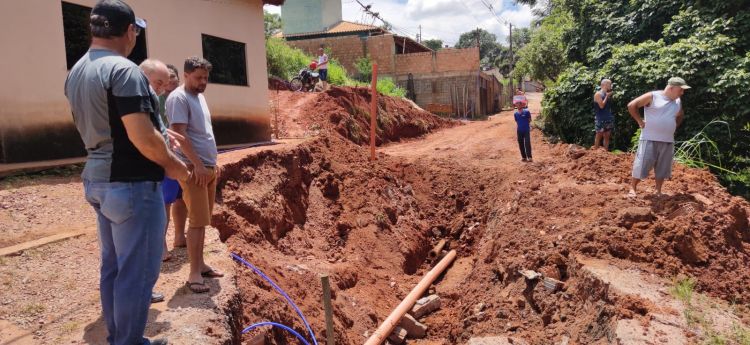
left=317, top=47, right=329, bottom=89
left=626, top=77, right=690, bottom=198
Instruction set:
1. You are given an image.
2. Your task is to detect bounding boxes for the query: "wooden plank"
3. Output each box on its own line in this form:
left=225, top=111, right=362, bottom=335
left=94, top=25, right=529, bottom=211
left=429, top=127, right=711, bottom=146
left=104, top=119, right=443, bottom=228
left=0, top=230, right=88, bottom=257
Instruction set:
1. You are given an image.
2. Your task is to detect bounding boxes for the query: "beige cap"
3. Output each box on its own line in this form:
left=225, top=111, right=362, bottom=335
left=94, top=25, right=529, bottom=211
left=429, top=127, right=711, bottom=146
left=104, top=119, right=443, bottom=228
left=668, top=77, right=691, bottom=89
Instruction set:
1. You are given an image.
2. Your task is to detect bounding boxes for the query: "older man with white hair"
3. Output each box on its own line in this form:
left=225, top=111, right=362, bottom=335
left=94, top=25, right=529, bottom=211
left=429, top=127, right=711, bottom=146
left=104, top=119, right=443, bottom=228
left=593, top=78, right=614, bottom=150
left=627, top=77, right=690, bottom=198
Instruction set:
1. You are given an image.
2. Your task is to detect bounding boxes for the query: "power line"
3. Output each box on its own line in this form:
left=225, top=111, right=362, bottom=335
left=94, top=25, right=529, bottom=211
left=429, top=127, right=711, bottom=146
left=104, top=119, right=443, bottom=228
left=477, top=0, right=510, bottom=26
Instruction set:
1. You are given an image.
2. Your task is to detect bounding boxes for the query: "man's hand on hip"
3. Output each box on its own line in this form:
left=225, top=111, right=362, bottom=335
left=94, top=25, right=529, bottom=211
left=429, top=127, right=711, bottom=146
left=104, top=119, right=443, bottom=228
left=192, top=164, right=212, bottom=187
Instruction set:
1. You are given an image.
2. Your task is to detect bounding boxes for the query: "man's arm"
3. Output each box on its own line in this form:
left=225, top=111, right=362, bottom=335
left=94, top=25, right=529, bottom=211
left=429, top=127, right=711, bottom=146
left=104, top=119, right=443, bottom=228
left=170, top=123, right=211, bottom=187
left=121, top=113, right=188, bottom=181
left=676, top=107, right=684, bottom=127
left=594, top=91, right=610, bottom=109
left=627, top=92, right=652, bottom=128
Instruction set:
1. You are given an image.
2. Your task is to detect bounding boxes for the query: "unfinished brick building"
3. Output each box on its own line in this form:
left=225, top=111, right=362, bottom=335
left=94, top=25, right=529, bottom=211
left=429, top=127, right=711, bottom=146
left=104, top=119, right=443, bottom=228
left=279, top=0, right=502, bottom=118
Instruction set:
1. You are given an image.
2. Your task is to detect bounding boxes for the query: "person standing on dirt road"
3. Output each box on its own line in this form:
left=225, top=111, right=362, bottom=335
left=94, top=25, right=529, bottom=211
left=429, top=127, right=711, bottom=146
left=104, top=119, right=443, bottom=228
left=514, top=100, right=533, bottom=162
left=317, top=47, right=329, bottom=89
left=627, top=77, right=689, bottom=198
left=159, top=63, right=189, bottom=260
left=138, top=59, right=175, bottom=304
left=64, top=1, right=188, bottom=344
left=593, top=79, right=614, bottom=150
left=166, top=56, right=224, bottom=294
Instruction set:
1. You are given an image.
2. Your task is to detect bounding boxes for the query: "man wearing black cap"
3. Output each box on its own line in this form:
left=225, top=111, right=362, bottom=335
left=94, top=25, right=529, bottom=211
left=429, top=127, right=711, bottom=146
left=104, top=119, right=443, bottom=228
left=64, top=1, right=188, bottom=344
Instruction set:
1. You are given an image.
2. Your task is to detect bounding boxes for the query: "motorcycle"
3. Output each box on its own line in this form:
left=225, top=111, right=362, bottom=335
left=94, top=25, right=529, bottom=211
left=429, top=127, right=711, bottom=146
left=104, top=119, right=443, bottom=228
left=290, top=61, right=320, bottom=92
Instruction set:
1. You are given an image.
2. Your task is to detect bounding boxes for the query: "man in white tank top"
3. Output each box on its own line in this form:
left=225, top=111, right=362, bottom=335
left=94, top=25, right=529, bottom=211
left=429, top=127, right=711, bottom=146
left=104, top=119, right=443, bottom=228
left=626, top=77, right=690, bottom=198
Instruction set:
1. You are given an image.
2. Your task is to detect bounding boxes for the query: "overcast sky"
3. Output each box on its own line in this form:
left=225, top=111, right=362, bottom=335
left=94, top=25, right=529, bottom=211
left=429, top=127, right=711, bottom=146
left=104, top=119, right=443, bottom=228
left=264, top=0, right=533, bottom=47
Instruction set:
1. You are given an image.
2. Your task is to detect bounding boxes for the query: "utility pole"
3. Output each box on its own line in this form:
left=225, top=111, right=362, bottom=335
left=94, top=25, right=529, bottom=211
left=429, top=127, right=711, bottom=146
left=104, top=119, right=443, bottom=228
left=508, top=23, right=513, bottom=68
left=418, top=25, right=422, bottom=43
left=508, top=22, right=513, bottom=94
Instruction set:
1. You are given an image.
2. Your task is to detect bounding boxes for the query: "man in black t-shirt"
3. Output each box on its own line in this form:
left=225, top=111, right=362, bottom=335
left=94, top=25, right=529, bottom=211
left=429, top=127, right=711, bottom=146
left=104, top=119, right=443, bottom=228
left=64, top=1, right=188, bottom=344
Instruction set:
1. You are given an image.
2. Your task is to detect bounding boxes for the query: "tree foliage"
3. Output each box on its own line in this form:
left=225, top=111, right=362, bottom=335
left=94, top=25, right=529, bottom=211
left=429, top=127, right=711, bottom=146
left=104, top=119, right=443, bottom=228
left=535, top=0, right=750, bottom=198
left=513, top=6, right=571, bottom=82
left=422, top=39, right=444, bottom=51
left=263, top=10, right=282, bottom=38
left=455, top=28, right=505, bottom=66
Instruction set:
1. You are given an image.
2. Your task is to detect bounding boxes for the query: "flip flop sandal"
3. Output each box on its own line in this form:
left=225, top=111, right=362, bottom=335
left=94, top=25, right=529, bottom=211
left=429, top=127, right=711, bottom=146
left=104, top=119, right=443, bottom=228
left=151, top=292, right=165, bottom=303
left=201, top=269, right=224, bottom=278
left=185, top=281, right=209, bottom=293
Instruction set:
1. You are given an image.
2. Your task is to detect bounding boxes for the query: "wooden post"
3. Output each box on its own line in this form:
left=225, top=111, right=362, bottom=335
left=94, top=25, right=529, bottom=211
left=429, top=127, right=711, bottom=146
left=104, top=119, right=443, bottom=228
left=370, top=63, right=378, bottom=161
left=274, top=89, right=280, bottom=139
left=321, top=274, right=335, bottom=345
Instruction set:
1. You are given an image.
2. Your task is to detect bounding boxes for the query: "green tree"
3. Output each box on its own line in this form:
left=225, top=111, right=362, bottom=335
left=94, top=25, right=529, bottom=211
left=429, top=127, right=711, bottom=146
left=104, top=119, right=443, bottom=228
left=513, top=5, right=572, bottom=82
left=422, top=39, right=444, bottom=51
left=510, top=27, right=531, bottom=51
left=264, top=10, right=282, bottom=37
left=455, top=28, right=503, bottom=66
left=535, top=0, right=750, bottom=199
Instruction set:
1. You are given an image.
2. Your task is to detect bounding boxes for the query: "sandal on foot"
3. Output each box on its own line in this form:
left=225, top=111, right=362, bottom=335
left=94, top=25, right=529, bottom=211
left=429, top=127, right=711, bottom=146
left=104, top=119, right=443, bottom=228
left=185, top=281, right=209, bottom=293
left=201, top=269, right=224, bottom=278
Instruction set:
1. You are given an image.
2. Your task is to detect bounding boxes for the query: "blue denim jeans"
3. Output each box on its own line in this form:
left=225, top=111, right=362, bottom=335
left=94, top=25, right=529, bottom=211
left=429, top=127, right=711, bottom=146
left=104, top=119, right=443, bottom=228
left=83, top=180, right=166, bottom=345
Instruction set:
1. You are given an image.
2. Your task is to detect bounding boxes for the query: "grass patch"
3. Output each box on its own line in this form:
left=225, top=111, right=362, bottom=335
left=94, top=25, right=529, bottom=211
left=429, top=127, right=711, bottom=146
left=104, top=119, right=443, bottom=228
left=674, top=120, right=735, bottom=174
left=61, top=321, right=80, bottom=334
left=671, top=276, right=696, bottom=305
left=733, top=323, right=750, bottom=345
left=20, top=303, right=45, bottom=316
left=374, top=213, right=389, bottom=229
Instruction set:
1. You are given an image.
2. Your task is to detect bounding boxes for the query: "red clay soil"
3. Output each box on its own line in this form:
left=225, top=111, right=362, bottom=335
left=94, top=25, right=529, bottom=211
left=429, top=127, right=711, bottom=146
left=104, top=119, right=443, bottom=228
left=269, top=86, right=455, bottom=143
left=212, top=92, right=750, bottom=344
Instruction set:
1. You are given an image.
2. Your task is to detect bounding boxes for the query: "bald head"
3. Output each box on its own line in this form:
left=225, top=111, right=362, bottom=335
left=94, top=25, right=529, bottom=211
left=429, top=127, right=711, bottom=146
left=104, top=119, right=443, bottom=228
left=139, top=59, right=170, bottom=96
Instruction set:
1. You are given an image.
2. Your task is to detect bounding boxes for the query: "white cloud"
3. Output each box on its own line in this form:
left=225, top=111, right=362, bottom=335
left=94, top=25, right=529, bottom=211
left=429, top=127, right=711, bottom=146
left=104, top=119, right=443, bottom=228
left=264, top=0, right=533, bottom=47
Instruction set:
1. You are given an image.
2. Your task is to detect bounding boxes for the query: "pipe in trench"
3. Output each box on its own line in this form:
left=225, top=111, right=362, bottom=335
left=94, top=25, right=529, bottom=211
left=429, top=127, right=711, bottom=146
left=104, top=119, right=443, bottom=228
left=363, top=250, right=458, bottom=345
left=427, top=239, right=447, bottom=260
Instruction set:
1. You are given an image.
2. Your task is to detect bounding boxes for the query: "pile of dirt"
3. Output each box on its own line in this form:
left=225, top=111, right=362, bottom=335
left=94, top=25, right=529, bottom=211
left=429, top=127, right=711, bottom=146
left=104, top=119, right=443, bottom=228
left=269, top=86, right=455, bottom=144
left=213, top=134, right=445, bottom=344
left=562, top=148, right=750, bottom=303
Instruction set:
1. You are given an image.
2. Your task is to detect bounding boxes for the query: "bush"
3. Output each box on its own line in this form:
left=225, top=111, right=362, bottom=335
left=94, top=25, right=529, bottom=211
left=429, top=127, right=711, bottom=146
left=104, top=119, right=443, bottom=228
left=354, top=56, right=373, bottom=82
left=539, top=1, right=750, bottom=199
left=265, top=38, right=408, bottom=99
left=265, top=38, right=311, bottom=80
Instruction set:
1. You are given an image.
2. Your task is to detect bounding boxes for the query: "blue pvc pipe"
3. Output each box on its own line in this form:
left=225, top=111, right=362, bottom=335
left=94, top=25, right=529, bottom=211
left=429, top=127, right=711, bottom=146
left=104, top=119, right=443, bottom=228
left=231, top=252, right=319, bottom=345
left=242, top=321, right=311, bottom=345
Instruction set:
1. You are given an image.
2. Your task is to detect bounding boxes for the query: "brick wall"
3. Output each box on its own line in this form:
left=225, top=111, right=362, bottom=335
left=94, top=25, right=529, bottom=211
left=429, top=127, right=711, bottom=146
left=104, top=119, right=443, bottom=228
left=286, top=35, right=479, bottom=78
left=366, top=35, right=396, bottom=75
left=393, top=47, right=479, bottom=75
left=395, top=69, right=500, bottom=117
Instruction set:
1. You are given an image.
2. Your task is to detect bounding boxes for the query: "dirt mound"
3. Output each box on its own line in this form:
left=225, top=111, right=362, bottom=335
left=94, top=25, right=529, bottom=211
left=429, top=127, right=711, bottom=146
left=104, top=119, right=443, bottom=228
left=213, top=134, right=446, bottom=344
left=270, top=86, right=455, bottom=144
left=558, top=147, right=750, bottom=303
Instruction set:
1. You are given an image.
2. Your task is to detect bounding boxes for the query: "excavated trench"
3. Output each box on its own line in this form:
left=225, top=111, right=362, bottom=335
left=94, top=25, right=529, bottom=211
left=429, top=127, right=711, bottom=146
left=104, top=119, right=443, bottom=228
left=209, top=88, right=750, bottom=344
left=208, top=133, right=750, bottom=345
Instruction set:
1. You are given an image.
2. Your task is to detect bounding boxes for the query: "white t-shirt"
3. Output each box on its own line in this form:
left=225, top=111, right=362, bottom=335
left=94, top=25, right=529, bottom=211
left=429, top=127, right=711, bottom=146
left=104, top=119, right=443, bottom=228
left=640, top=91, right=681, bottom=143
left=317, top=54, right=328, bottom=70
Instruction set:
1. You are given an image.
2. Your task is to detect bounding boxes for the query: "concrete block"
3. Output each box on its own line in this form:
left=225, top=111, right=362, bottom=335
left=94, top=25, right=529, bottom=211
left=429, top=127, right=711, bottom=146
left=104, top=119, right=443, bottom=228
left=387, top=326, right=408, bottom=344
left=399, top=313, right=427, bottom=339
left=409, top=294, right=441, bottom=319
